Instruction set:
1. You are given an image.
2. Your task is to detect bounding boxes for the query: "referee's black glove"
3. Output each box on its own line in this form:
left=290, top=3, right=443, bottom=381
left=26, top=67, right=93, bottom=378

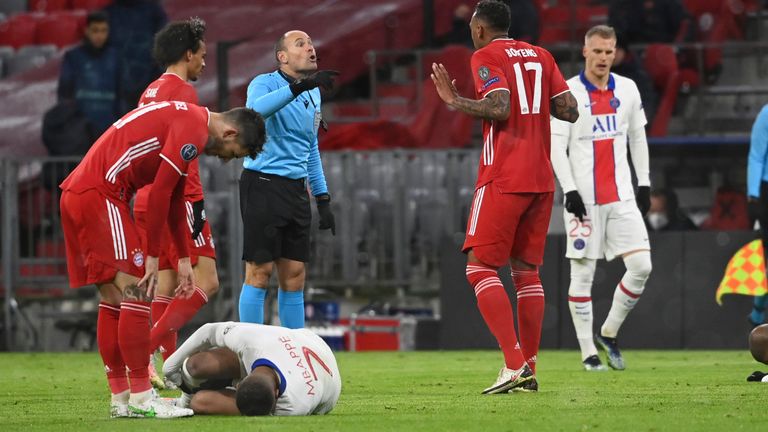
left=315, top=194, right=336, bottom=236
left=191, top=199, right=206, bottom=240
left=748, top=197, right=761, bottom=227
left=290, top=70, right=340, bottom=96
left=565, top=190, right=587, bottom=222
left=636, top=186, right=651, bottom=217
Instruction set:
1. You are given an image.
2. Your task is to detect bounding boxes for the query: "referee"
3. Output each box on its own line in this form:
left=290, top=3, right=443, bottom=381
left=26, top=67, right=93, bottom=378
left=748, top=103, right=768, bottom=327
left=239, top=29, right=338, bottom=328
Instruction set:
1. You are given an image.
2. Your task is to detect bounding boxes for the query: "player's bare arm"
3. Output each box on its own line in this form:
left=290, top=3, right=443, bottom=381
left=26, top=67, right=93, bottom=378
left=551, top=91, right=579, bottom=123
left=430, top=62, right=510, bottom=121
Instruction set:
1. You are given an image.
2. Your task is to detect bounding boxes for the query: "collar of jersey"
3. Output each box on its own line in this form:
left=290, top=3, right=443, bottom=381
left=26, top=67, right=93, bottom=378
left=579, top=70, right=615, bottom=92
left=277, top=69, right=297, bottom=84
left=252, top=358, right=287, bottom=396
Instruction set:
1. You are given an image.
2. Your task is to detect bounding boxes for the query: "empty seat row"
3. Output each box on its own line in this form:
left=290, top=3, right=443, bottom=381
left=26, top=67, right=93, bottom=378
left=0, top=43, right=57, bottom=77
left=0, top=10, right=84, bottom=49
left=30, top=0, right=111, bottom=13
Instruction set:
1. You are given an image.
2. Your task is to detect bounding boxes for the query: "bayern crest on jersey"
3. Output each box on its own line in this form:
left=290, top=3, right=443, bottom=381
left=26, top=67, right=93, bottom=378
left=180, top=143, right=198, bottom=161
left=131, top=249, right=145, bottom=267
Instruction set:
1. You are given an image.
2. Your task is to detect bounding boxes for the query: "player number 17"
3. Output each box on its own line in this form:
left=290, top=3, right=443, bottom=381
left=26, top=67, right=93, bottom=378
left=512, top=61, right=542, bottom=115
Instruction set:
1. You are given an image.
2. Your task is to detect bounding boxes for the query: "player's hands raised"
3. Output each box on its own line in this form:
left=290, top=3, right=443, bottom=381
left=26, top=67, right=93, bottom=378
left=290, top=70, right=340, bottom=96
left=636, top=186, right=651, bottom=216
left=139, top=256, right=160, bottom=298
left=431, top=63, right=459, bottom=105
left=175, top=257, right=195, bottom=299
left=565, top=190, right=587, bottom=222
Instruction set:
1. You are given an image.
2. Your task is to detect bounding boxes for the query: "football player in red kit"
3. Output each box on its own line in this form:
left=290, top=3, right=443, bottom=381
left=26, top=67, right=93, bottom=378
left=132, top=18, right=216, bottom=387
left=431, top=0, right=578, bottom=394
left=60, top=102, right=265, bottom=418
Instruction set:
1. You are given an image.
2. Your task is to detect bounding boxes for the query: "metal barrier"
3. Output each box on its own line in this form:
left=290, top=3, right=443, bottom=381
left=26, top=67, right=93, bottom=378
left=0, top=151, right=482, bottom=350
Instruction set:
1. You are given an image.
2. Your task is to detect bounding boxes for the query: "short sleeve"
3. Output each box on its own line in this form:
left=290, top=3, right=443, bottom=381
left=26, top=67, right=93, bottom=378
left=471, top=49, right=509, bottom=97
left=159, top=106, right=208, bottom=176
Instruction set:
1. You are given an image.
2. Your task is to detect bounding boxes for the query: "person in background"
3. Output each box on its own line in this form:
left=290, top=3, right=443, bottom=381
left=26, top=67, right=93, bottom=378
left=551, top=25, right=652, bottom=372
left=645, top=189, right=697, bottom=231
left=105, top=0, right=167, bottom=107
left=58, top=10, right=122, bottom=138
left=611, top=36, right=657, bottom=127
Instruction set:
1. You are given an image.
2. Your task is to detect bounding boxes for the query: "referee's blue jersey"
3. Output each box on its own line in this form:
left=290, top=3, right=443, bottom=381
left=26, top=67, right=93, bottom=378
left=748, top=104, right=768, bottom=198
left=244, top=70, right=328, bottom=196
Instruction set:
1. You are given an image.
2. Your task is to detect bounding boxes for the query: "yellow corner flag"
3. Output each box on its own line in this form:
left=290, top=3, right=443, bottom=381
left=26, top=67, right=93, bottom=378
left=716, top=239, right=768, bottom=305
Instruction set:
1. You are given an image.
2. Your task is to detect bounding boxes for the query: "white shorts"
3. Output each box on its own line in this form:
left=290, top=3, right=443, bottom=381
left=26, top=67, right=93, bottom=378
left=563, top=199, right=650, bottom=261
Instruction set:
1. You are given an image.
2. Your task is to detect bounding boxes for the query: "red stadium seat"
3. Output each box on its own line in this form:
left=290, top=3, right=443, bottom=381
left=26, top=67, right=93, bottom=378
left=0, top=14, right=39, bottom=49
left=644, top=44, right=681, bottom=137
left=36, top=12, right=82, bottom=47
left=701, top=188, right=750, bottom=230
left=29, top=0, right=70, bottom=13
left=71, top=0, right=111, bottom=10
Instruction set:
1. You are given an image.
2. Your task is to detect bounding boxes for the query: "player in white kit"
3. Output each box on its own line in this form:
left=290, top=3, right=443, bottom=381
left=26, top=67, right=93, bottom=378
left=162, top=322, right=341, bottom=416
left=550, top=25, right=652, bottom=371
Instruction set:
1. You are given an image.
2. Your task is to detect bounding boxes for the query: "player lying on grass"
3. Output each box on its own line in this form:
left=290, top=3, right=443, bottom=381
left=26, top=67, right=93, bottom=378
left=162, top=322, right=341, bottom=415
left=747, top=324, right=768, bottom=382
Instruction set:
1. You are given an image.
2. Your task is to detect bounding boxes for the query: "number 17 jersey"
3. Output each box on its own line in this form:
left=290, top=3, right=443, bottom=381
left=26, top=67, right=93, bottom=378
left=471, top=38, right=569, bottom=193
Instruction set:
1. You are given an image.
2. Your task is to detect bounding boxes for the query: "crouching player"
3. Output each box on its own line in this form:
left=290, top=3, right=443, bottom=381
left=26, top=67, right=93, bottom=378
left=163, top=322, right=341, bottom=416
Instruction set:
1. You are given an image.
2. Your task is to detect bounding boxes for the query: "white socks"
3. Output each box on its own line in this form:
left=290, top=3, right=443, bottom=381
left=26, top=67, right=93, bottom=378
left=600, top=251, right=652, bottom=338
left=567, top=259, right=598, bottom=360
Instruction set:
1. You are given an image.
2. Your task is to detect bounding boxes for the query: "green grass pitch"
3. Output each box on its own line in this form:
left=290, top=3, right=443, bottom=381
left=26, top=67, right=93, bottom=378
left=0, top=350, right=764, bottom=431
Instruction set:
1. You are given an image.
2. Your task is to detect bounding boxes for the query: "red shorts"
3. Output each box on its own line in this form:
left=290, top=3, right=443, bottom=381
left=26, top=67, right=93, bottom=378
left=60, top=189, right=145, bottom=288
left=134, top=200, right=216, bottom=271
left=462, top=183, right=554, bottom=267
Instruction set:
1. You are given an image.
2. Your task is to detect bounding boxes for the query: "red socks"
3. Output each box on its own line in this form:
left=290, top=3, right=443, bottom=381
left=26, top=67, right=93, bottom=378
left=149, top=287, right=208, bottom=357
left=512, top=268, right=545, bottom=373
left=97, top=302, right=128, bottom=395
left=118, top=300, right=152, bottom=394
left=150, top=295, right=175, bottom=360
left=466, top=264, right=525, bottom=370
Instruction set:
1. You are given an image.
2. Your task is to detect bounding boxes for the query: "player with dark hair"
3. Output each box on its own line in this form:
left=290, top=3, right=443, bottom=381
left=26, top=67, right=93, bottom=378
left=60, top=103, right=265, bottom=419
left=238, top=30, right=339, bottom=328
left=431, top=0, right=578, bottom=394
left=57, top=10, right=122, bottom=137
left=551, top=25, right=653, bottom=372
left=131, top=18, right=212, bottom=388
left=162, top=322, right=341, bottom=416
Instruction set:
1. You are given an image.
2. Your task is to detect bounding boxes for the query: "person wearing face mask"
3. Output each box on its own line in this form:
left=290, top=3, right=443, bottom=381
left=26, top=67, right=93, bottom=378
left=238, top=30, right=339, bottom=329
left=645, top=189, right=697, bottom=231
left=551, top=25, right=652, bottom=373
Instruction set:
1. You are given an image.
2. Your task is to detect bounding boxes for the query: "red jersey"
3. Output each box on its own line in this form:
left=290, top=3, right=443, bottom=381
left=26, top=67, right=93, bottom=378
left=133, top=73, right=203, bottom=213
left=60, top=101, right=210, bottom=257
left=471, top=38, right=569, bottom=193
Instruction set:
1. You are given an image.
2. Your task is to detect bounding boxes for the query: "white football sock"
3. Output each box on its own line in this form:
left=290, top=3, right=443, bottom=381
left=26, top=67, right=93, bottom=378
left=568, top=259, right=598, bottom=360
left=601, top=251, right=651, bottom=338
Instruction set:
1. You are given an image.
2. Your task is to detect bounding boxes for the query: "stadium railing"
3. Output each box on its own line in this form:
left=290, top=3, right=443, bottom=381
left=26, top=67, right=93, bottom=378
left=0, top=139, right=751, bottom=351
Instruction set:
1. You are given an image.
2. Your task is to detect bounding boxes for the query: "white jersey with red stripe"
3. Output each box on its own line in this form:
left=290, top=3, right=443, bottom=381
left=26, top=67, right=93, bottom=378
left=163, top=322, right=341, bottom=416
left=550, top=72, right=648, bottom=205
